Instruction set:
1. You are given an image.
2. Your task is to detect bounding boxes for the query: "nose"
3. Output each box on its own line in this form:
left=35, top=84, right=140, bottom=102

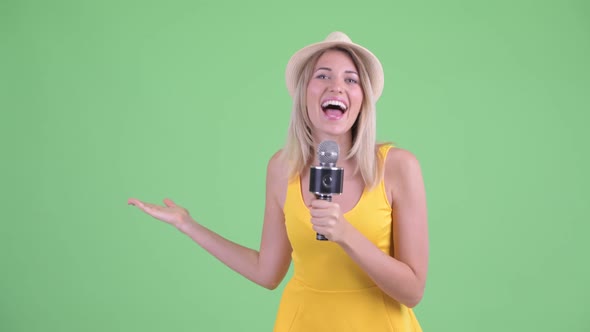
left=329, top=81, right=344, bottom=93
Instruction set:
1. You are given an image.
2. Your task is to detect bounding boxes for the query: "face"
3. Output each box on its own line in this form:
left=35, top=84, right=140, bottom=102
left=306, top=49, right=364, bottom=140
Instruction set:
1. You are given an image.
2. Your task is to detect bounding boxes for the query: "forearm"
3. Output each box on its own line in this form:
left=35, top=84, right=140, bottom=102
left=177, top=219, right=271, bottom=288
left=338, top=227, right=425, bottom=308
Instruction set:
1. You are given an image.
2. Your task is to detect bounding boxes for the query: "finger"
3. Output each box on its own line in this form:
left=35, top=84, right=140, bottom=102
left=312, top=225, right=330, bottom=236
left=309, top=209, right=330, bottom=218
left=310, top=203, right=340, bottom=215
left=128, top=198, right=147, bottom=208
left=310, top=216, right=330, bottom=225
left=310, top=199, right=334, bottom=209
left=138, top=203, right=169, bottom=220
left=163, top=198, right=177, bottom=208
left=130, top=199, right=160, bottom=214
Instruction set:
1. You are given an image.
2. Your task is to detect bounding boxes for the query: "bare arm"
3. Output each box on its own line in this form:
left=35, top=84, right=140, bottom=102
left=128, top=151, right=292, bottom=290
left=310, top=148, right=429, bottom=307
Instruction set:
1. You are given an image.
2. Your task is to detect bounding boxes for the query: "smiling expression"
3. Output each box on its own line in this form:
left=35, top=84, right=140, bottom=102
left=306, top=49, right=364, bottom=139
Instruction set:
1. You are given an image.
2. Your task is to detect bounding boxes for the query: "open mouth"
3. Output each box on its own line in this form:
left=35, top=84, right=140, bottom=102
left=321, top=99, right=348, bottom=119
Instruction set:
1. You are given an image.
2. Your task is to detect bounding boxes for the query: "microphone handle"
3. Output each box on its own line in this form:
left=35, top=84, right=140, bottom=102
left=315, top=194, right=331, bottom=241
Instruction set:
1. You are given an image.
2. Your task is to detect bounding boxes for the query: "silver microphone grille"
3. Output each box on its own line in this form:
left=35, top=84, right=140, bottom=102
left=318, top=140, right=339, bottom=166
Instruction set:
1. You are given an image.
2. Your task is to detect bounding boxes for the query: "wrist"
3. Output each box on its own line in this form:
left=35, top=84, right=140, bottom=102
left=176, top=216, right=197, bottom=234
left=334, top=221, right=356, bottom=247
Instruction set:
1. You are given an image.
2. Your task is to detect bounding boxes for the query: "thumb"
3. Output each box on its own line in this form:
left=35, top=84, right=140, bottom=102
left=163, top=198, right=177, bottom=208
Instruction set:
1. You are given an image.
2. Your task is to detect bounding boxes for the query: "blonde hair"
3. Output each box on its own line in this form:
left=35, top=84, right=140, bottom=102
left=282, top=46, right=383, bottom=190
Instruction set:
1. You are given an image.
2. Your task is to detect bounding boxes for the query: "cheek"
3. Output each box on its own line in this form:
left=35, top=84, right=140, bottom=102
left=306, top=83, right=323, bottom=111
left=350, top=90, right=364, bottom=111
left=352, top=86, right=364, bottom=100
left=306, top=81, right=322, bottom=99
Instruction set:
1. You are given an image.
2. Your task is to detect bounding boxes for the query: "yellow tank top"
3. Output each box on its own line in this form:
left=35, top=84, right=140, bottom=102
left=273, top=145, right=422, bottom=332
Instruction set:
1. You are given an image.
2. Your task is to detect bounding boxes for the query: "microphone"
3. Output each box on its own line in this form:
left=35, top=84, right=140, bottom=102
left=309, top=140, right=344, bottom=241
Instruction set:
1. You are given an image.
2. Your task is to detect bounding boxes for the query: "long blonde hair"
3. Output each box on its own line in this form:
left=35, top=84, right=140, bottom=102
left=282, top=46, right=383, bottom=190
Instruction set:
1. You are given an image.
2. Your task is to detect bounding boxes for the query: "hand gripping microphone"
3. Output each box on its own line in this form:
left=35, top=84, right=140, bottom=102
left=309, top=140, right=344, bottom=241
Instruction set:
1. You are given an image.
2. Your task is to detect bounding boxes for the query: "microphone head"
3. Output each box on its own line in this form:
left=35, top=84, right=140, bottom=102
left=318, top=140, right=339, bottom=166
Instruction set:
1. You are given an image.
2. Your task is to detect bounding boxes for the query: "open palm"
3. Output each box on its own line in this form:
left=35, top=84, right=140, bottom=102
left=128, top=198, right=190, bottom=228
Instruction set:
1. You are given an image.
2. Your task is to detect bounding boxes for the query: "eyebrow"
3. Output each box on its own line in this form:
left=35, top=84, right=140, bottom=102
left=315, top=67, right=359, bottom=75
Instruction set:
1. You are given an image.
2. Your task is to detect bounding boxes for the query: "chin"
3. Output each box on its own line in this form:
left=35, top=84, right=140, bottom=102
left=317, top=124, right=353, bottom=137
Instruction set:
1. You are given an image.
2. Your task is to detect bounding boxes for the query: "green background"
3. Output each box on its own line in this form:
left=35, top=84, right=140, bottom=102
left=2, top=0, right=589, bottom=331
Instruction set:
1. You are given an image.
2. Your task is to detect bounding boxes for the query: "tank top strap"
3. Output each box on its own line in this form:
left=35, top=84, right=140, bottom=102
left=374, top=143, right=393, bottom=201
left=377, top=143, right=394, bottom=166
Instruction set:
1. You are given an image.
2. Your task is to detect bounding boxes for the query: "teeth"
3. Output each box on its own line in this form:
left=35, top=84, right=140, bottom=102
left=321, top=100, right=347, bottom=111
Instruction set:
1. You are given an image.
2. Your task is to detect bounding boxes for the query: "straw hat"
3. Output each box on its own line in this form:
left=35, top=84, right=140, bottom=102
left=285, top=31, right=384, bottom=101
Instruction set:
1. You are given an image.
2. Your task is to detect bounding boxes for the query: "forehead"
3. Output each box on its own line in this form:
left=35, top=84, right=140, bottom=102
left=314, top=49, right=358, bottom=71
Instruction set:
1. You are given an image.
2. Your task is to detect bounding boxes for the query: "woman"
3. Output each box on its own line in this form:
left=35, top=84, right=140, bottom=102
left=128, top=32, right=428, bottom=331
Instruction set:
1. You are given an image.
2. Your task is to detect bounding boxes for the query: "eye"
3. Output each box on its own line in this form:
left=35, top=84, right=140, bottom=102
left=316, top=74, right=329, bottom=79
left=345, top=78, right=358, bottom=84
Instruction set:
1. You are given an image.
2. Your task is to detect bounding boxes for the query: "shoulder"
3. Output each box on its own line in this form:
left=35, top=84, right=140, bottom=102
left=267, top=149, right=290, bottom=180
left=383, top=147, right=424, bottom=200
left=383, top=147, right=422, bottom=173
